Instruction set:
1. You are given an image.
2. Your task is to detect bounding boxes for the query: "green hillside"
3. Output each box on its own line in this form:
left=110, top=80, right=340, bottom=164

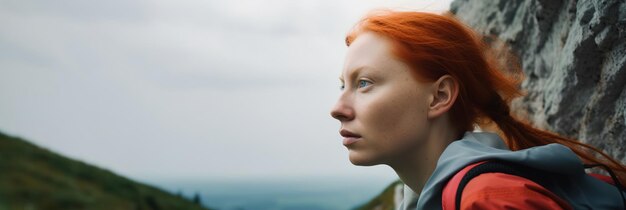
left=0, top=131, right=212, bottom=210
left=354, top=180, right=401, bottom=210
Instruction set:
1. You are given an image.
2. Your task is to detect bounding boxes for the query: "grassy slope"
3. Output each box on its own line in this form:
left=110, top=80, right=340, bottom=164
left=354, top=180, right=401, bottom=210
left=0, top=131, right=211, bottom=210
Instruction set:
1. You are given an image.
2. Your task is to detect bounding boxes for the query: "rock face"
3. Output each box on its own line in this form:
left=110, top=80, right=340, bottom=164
left=451, top=0, right=626, bottom=162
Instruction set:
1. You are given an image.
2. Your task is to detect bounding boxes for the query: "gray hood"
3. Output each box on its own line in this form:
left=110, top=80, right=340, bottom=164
left=399, top=131, right=624, bottom=210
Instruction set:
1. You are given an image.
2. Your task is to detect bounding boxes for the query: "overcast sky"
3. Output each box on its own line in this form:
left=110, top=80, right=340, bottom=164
left=0, top=0, right=453, bottom=183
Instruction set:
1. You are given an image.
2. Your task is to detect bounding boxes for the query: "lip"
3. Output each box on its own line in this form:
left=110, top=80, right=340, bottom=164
left=340, top=129, right=362, bottom=146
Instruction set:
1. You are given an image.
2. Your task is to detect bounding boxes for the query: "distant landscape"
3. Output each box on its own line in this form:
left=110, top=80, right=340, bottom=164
left=0, top=131, right=397, bottom=210
left=0, top=131, right=210, bottom=210
left=153, top=178, right=395, bottom=210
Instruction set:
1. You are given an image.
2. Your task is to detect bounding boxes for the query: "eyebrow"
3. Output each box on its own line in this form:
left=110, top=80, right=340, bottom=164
left=339, top=66, right=372, bottom=83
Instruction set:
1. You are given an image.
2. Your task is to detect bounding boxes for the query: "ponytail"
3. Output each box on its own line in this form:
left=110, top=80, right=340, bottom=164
left=347, top=10, right=626, bottom=183
left=488, top=95, right=626, bottom=182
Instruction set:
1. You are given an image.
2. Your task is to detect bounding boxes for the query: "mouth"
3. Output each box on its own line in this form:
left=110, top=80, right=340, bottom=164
left=340, top=129, right=362, bottom=146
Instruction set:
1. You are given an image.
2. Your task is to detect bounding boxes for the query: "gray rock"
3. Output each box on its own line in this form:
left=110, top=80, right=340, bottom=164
left=451, top=0, right=626, bottom=162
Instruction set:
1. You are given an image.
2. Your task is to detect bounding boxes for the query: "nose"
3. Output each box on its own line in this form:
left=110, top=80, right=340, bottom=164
left=330, top=94, right=355, bottom=122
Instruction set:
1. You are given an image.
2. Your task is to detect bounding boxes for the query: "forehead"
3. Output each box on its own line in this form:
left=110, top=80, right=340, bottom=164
left=344, top=32, right=395, bottom=69
left=342, top=32, right=406, bottom=79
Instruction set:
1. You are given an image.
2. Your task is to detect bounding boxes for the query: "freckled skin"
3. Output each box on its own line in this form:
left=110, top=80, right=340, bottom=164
left=331, top=32, right=435, bottom=167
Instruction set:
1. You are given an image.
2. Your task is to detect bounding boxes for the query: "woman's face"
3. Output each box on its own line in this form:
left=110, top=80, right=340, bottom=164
left=331, top=32, right=435, bottom=166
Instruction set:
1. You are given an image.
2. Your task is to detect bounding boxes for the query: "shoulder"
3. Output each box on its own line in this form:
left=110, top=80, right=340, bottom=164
left=460, top=173, right=571, bottom=210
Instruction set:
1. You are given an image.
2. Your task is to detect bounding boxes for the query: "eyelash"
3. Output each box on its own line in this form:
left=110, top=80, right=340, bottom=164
left=340, top=80, right=372, bottom=90
left=358, top=80, right=372, bottom=88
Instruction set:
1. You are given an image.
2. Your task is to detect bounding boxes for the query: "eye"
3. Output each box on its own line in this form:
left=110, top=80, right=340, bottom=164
left=340, top=83, right=345, bottom=90
left=358, top=80, right=372, bottom=88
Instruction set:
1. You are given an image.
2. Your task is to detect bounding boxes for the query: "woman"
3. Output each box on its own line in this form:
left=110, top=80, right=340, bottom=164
left=330, top=11, right=626, bottom=209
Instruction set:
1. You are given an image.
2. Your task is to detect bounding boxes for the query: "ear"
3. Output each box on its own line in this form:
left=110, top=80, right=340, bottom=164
left=427, top=75, right=459, bottom=119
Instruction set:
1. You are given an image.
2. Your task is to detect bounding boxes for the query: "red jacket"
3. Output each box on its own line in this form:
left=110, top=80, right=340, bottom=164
left=441, top=161, right=572, bottom=210
left=456, top=173, right=571, bottom=209
left=401, top=132, right=625, bottom=210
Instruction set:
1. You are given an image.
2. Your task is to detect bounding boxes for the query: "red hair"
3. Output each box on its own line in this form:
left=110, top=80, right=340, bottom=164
left=346, top=11, right=626, bottom=183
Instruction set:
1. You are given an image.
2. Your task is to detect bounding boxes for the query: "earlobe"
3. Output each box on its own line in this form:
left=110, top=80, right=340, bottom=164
left=427, top=75, right=459, bottom=119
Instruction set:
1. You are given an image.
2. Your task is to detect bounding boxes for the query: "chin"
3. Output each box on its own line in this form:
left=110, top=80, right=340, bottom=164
left=348, top=152, right=381, bottom=166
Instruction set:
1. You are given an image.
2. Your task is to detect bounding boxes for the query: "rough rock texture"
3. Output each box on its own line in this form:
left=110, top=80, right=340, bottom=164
left=451, top=0, right=626, bottom=162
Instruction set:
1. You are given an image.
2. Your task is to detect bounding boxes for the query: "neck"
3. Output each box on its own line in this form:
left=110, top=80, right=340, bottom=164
left=389, top=117, right=459, bottom=194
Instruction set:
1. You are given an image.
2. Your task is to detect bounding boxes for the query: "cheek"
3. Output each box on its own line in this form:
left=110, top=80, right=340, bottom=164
left=360, top=88, right=429, bottom=144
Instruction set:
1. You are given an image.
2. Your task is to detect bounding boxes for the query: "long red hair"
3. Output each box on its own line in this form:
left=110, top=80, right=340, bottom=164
left=346, top=11, right=626, bottom=183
